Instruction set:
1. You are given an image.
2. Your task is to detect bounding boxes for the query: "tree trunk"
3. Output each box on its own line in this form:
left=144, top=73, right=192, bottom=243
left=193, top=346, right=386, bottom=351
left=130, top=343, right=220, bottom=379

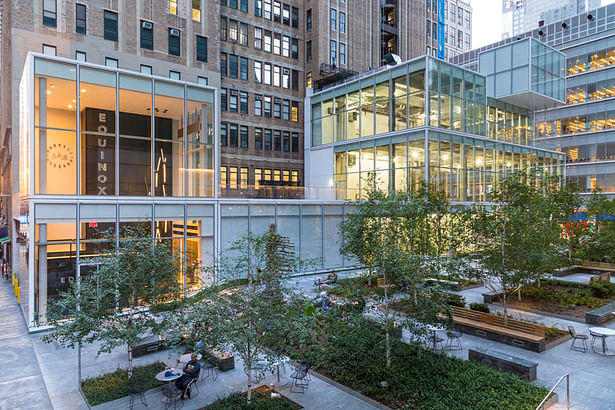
left=247, top=364, right=252, bottom=404
left=127, top=344, right=133, bottom=378
left=517, top=288, right=522, bottom=301
left=502, top=292, right=508, bottom=318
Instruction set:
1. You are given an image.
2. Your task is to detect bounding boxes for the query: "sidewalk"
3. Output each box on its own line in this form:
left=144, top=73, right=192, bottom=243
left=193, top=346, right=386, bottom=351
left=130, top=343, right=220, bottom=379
left=0, top=278, right=53, bottom=410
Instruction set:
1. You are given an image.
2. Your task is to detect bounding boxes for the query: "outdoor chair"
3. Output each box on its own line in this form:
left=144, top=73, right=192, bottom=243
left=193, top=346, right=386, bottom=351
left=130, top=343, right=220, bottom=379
left=427, top=332, right=444, bottom=351
left=161, top=384, right=183, bottom=410
left=568, top=326, right=588, bottom=353
left=252, top=361, right=267, bottom=384
left=590, top=329, right=607, bottom=352
left=289, top=365, right=310, bottom=393
left=199, top=361, right=219, bottom=382
left=446, top=330, right=463, bottom=350
left=127, top=376, right=147, bottom=410
left=185, top=369, right=201, bottom=399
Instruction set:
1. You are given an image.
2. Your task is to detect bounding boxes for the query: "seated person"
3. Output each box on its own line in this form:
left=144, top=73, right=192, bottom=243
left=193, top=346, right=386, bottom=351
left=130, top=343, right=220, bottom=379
left=397, top=278, right=409, bottom=292
left=175, top=354, right=201, bottom=399
left=314, top=271, right=338, bottom=286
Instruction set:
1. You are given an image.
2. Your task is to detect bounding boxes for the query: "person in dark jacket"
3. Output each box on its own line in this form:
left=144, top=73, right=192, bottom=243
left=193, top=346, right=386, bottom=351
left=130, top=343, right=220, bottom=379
left=175, top=354, right=201, bottom=399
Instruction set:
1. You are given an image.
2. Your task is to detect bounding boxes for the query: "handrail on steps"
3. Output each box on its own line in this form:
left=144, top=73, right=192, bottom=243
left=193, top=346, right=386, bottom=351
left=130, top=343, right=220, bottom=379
left=536, top=373, right=569, bottom=410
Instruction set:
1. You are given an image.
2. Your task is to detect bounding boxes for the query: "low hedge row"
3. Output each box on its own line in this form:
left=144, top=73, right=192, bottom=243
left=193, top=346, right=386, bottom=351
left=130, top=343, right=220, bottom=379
left=81, top=362, right=166, bottom=406
left=205, top=387, right=301, bottom=410
left=289, top=316, right=548, bottom=410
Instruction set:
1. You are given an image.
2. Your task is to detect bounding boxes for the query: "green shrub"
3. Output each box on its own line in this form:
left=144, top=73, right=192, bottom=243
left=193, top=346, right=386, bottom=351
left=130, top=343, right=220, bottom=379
left=205, top=388, right=301, bottom=410
left=589, top=281, right=615, bottom=298
left=469, top=303, right=490, bottom=313
left=285, top=317, right=547, bottom=410
left=445, top=293, right=466, bottom=307
left=81, top=362, right=166, bottom=406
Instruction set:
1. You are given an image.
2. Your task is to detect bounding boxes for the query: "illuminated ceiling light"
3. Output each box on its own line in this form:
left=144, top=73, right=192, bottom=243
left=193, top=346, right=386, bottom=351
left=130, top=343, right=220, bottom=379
left=411, top=151, right=419, bottom=159
left=68, top=104, right=73, bottom=109
left=46, top=90, right=52, bottom=95
left=81, top=88, right=86, bottom=93
left=72, top=99, right=76, bottom=103
left=49, top=84, right=56, bottom=88
left=476, top=158, right=483, bottom=166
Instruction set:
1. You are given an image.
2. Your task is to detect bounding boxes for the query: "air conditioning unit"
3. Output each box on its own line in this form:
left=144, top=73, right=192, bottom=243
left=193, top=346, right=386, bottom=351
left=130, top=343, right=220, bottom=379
left=142, top=21, right=153, bottom=30
left=170, top=28, right=180, bottom=37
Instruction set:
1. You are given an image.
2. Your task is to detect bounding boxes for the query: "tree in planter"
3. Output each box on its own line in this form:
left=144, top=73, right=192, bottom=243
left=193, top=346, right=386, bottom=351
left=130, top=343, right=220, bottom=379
left=338, top=180, right=462, bottom=367
left=580, top=190, right=615, bottom=263
left=42, top=227, right=189, bottom=377
left=189, top=225, right=316, bottom=404
left=470, top=171, right=580, bottom=316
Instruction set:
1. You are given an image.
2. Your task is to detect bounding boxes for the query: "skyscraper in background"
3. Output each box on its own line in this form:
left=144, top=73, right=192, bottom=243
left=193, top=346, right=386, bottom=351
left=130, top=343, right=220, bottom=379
left=502, top=0, right=601, bottom=38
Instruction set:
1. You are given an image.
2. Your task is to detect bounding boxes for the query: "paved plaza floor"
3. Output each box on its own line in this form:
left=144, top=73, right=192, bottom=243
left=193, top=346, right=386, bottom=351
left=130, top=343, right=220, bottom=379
left=2, top=271, right=615, bottom=409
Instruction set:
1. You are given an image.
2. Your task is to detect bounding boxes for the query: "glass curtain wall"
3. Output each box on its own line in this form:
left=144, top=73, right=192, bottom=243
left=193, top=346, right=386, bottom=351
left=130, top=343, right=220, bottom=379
left=31, top=56, right=215, bottom=198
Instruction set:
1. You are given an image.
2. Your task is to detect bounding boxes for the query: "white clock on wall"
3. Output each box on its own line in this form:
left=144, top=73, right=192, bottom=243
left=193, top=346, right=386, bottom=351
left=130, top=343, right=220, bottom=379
left=47, top=143, right=74, bottom=168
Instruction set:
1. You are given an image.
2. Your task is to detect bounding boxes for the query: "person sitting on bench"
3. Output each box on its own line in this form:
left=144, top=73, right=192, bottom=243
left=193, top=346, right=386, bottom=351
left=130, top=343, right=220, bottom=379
left=314, top=271, right=338, bottom=286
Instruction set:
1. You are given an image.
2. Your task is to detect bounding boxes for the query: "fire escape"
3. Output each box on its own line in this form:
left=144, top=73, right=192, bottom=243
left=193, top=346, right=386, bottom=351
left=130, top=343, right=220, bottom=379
left=381, top=0, right=398, bottom=64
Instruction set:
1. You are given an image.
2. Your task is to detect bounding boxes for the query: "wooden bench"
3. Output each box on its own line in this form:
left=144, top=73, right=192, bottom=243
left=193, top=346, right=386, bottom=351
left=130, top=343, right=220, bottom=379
left=586, top=301, right=615, bottom=325
left=589, top=272, right=611, bottom=283
left=449, top=306, right=546, bottom=352
left=469, top=349, right=538, bottom=381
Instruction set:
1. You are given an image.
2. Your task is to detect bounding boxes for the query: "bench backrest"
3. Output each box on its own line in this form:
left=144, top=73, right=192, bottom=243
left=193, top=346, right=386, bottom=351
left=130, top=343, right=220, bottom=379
left=451, top=306, right=545, bottom=337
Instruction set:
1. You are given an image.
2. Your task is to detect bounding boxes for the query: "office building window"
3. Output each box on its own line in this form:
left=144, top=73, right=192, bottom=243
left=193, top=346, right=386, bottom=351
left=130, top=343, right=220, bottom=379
left=229, top=55, right=238, bottom=78
left=340, top=43, right=346, bottom=65
left=240, top=57, right=248, bottom=80
left=283, top=131, right=290, bottom=152
left=197, top=76, right=208, bottom=86
left=229, top=91, right=238, bottom=112
left=264, top=96, right=272, bottom=117
left=291, top=170, right=298, bottom=184
left=255, top=28, right=262, bottom=49
left=264, top=63, right=271, bottom=85
left=433, top=22, right=437, bottom=41
left=168, top=28, right=181, bottom=56
left=105, top=57, right=118, bottom=67
left=140, top=64, right=152, bottom=75
left=43, top=0, right=57, bottom=27
left=307, top=41, right=312, bottom=62
left=255, top=95, right=262, bottom=116
left=196, top=36, right=207, bottom=62
left=291, top=132, right=299, bottom=152
left=221, top=166, right=227, bottom=187
left=221, top=53, right=228, bottom=76
left=193, top=0, right=201, bottom=21
left=240, top=127, right=249, bottom=148
left=292, top=7, right=299, bottom=28
left=273, top=98, right=281, bottom=118
left=229, top=167, right=237, bottom=188
left=240, top=167, right=248, bottom=188
left=291, top=101, right=298, bottom=122
left=254, top=61, right=262, bottom=83
left=255, top=168, right=262, bottom=188
left=282, top=68, right=290, bottom=89
left=220, top=123, right=228, bottom=146
left=274, top=33, right=281, bottom=55
left=221, top=17, right=227, bottom=41
left=169, top=70, right=180, bottom=80
left=264, top=30, right=272, bottom=52
left=141, top=21, right=153, bottom=50
left=273, top=66, right=281, bottom=87
left=104, top=10, right=118, bottom=41
left=427, top=20, right=431, bottom=37
left=264, top=0, right=272, bottom=19
left=273, top=1, right=281, bottom=22
left=75, top=51, right=86, bottom=61
left=75, top=3, right=86, bottom=34
left=240, top=23, right=248, bottom=46
left=291, top=38, right=298, bottom=59
left=306, top=72, right=312, bottom=88
left=42, top=44, right=56, bottom=56
left=330, top=40, right=336, bottom=65
left=255, top=129, right=263, bottom=149
left=169, top=0, right=178, bottom=15
left=283, top=4, right=290, bottom=25
left=255, top=0, right=262, bottom=16
left=330, top=9, right=337, bottom=31
left=221, top=88, right=228, bottom=111
left=240, top=92, right=248, bottom=114
left=264, top=129, right=272, bottom=150
left=340, top=12, right=345, bottom=33
left=229, top=124, right=238, bottom=147
left=283, top=36, right=290, bottom=57
left=229, top=20, right=238, bottom=42
left=307, top=9, right=312, bottom=31
left=240, top=0, right=248, bottom=12
left=274, top=130, right=281, bottom=151
left=282, top=100, right=290, bottom=121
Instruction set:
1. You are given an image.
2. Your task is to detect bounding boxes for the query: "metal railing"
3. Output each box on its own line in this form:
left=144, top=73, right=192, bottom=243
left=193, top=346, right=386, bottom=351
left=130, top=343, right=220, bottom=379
left=536, top=373, right=569, bottom=410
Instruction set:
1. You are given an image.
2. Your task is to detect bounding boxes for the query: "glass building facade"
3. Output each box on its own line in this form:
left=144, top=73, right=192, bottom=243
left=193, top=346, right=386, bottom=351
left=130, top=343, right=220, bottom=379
left=17, top=54, right=353, bottom=330
left=309, top=56, right=564, bottom=201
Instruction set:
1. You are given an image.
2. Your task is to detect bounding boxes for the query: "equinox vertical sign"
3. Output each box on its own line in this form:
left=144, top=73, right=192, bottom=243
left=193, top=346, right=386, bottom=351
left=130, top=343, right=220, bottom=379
left=437, top=0, right=445, bottom=59
left=85, top=108, right=115, bottom=195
